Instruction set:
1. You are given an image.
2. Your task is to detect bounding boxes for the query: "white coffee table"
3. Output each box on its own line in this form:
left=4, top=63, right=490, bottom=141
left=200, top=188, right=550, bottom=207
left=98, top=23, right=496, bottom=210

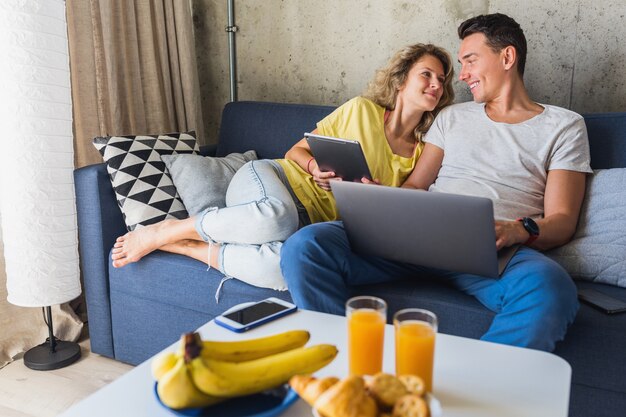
left=58, top=309, right=571, bottom=417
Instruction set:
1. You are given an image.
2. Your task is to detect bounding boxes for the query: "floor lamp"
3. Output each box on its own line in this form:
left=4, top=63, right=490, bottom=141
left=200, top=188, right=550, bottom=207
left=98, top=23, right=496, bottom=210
left=0, top=1, right=82, bottom=370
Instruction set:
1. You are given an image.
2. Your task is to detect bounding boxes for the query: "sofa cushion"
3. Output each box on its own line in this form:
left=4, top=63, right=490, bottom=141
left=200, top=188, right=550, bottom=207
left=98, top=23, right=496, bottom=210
left=216, top=101, right=335, bottom=158
left=556, top=282, right=626, bottom=395
left=584, top=112, right=626, bottom=169
left=93, top=132, right=199, bottom=230
left=162, top=150, right=257, bottom=215
left=107, top=250, right=292, bottom=363
left=547, top=168, right=626, bottom=287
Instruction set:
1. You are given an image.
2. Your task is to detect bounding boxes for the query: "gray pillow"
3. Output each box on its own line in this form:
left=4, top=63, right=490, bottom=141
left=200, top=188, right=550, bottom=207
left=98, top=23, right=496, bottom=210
left=546, top=168, right=626, bottom=287
left=161, top=151, right=257, bottom=215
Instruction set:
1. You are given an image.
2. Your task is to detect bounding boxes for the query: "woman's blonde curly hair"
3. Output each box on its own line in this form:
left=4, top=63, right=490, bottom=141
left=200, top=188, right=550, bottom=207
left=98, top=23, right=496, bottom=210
left=363, top=43, right=455, bottom=141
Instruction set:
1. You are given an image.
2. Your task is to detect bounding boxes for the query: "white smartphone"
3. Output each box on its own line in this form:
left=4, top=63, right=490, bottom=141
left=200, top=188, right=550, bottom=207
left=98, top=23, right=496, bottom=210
left=214, top=298, right=298, bottom=333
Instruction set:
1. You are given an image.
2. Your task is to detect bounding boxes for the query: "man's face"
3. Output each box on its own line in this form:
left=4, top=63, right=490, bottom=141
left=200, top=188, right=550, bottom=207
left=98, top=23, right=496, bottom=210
left=457, top=33, right=507, bottom=103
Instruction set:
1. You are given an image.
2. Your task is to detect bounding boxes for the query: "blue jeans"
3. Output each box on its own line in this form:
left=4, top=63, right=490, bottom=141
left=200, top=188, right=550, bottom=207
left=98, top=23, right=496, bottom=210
left=280, top=221, right=579, bottom=352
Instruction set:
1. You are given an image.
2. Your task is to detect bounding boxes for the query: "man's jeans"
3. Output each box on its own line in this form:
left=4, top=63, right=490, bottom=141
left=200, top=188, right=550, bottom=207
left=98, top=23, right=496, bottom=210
left=281, top=221, right=579, bottom=352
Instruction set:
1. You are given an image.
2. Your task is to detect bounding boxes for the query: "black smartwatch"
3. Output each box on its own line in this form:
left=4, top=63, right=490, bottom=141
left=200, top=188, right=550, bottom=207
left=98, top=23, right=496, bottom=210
left=517, top=217, right=540, bottom=245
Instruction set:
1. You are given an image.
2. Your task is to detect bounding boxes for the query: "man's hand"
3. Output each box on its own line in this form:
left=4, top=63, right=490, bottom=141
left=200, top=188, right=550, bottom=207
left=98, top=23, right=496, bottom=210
left=495, top=220, right=528, bottom=250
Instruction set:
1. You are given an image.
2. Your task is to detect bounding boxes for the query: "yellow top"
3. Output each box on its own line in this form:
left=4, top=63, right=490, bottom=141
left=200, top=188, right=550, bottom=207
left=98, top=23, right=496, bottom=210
left=277, top=97, right=422, bottom=223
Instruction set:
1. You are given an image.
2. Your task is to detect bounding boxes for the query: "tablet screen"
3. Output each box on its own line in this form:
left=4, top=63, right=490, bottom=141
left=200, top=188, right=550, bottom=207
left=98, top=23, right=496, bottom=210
left=305, top=133, right=372, bottom=181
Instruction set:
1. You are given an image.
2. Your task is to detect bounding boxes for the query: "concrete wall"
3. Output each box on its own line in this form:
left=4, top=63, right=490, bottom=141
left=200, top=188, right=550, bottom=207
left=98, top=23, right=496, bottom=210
left=192, top=0, right=626, bottom=143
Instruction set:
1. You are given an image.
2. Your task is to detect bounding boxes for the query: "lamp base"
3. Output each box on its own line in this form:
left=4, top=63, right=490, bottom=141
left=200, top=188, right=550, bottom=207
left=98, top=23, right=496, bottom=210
left=23, top=339, right=81, bottom=371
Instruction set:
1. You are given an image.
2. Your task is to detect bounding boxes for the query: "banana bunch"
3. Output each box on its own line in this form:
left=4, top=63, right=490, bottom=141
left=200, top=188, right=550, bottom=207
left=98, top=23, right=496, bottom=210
left=152, top=329, right=338, bottom=409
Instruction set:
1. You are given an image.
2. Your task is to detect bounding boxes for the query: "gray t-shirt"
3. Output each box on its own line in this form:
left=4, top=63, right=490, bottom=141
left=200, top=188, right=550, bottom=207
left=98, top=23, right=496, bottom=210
left=424, top=101, right=592, bottom=220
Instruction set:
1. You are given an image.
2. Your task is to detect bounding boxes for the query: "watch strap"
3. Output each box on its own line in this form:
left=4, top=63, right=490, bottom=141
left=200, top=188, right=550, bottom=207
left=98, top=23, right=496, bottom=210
left=523, top=234, right=538, bottom=246
left=517, top=217, right=539, bottom=246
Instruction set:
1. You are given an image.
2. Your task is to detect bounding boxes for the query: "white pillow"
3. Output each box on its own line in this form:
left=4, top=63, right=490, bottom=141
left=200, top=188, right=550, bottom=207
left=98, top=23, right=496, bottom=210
left=162, top=151, right=257, bottom=216
left=547, top=168, right=626, bottom=287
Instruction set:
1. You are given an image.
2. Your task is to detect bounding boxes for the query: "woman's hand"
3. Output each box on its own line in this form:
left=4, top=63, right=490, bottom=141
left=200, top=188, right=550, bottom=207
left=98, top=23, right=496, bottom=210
left=360, top=177, right=381, bottom=185
left=310, top=165, right=337, bottom=191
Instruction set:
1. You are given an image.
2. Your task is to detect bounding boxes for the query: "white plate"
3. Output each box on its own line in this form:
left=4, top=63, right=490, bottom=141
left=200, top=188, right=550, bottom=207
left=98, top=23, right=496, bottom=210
left=311, top=393, right=442, bottom=417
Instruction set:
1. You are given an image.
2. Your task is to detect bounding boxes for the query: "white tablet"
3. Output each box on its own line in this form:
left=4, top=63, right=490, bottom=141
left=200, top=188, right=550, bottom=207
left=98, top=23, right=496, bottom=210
left=305, top=132, right=372, bottom=182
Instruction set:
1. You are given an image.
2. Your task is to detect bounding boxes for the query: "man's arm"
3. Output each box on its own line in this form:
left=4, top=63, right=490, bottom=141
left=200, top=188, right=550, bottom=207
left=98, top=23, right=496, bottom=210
left=495, top=169, right=587, bottom=251
left=402, top=143, right=444, bottom=190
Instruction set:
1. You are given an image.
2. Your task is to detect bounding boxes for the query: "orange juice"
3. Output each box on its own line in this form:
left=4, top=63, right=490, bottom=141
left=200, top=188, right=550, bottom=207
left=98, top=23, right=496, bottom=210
left=395, top=320, right=436, bottom=392
left=348, top=309, right=385, bottom=375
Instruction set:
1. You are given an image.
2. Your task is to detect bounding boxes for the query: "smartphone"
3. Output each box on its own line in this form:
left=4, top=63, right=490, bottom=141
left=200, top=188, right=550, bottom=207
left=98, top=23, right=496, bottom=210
left=578, top=288, right=626, bottom=314
left=214, top=298, right=298, bottom=332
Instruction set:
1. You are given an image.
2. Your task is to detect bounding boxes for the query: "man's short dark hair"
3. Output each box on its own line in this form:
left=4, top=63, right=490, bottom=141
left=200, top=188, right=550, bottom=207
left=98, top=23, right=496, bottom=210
left=458, top=13, right=527, bottom=77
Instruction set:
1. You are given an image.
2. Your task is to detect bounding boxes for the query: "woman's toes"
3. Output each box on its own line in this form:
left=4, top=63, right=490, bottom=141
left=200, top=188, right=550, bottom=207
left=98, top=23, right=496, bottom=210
left=112, top=257, right=128, bottom=268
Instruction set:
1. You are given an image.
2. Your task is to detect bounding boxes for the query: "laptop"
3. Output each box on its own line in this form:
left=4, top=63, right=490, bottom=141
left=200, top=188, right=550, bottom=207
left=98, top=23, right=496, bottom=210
left=330, top=181, right=518, bottom=278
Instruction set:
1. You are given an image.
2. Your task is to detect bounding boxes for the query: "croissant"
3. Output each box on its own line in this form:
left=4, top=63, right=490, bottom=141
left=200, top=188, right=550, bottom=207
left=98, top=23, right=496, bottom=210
left=313, top=375, right=378, bottom=417
left=289, top=375, right=340, bottom=406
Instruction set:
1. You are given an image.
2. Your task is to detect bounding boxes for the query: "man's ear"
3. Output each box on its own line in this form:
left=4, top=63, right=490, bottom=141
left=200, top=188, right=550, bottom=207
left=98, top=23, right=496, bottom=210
left=501, top=45, right=517, bottom=71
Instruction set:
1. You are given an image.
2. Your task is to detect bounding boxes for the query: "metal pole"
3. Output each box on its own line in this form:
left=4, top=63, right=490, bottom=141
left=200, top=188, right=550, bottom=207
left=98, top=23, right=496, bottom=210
left=46, top=306, right=57, bottom=352
left=226, top=0, right=238, bottom=102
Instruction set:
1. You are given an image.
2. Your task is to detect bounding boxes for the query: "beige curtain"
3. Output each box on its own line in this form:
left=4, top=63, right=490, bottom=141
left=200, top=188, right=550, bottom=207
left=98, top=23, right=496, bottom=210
left=67, top=0, right=205, bottom=168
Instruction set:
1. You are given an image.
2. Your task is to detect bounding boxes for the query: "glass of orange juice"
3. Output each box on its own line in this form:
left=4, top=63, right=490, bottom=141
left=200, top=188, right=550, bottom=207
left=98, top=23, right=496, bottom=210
left=394, top=308, right=438, bottom=392
left=346, top=296, right=387, bottom=376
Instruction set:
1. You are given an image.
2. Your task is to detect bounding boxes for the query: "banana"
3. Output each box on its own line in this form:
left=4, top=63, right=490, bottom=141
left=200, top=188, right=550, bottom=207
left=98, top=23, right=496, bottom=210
left=155, top=330, right=336, bottom=409
left=151, top=351, right=179, bottom=381
left=200, top=329, right=311, bottom=362
left=189, top=343, right=338, bottom=397
left=156, top=357, right=225, bottom=410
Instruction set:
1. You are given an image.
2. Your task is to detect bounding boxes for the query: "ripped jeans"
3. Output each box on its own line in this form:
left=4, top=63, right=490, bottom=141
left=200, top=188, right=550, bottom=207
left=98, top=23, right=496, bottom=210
left=195, top=160, right=310, bottom=292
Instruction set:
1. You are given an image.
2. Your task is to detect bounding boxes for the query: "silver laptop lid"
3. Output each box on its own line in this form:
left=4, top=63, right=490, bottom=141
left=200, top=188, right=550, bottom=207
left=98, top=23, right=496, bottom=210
left=331, top=181, right=501, bottom=278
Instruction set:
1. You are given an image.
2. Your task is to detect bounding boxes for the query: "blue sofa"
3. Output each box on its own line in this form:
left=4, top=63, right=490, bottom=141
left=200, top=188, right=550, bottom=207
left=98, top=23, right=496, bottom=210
left=74, top=101, right=626, bottom=417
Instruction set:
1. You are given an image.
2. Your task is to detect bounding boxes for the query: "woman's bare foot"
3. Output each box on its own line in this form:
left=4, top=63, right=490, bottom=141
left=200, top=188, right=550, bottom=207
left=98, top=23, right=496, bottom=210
left=111, top=218, right=199, bottom=267
left=160, top=240, right=221, bottom=269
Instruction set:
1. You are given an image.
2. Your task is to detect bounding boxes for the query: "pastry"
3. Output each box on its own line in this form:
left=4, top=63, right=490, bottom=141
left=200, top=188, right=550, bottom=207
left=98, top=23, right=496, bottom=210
left=289, top=375, right=339, bottom=406
left=398, top=374, right=426, bottom=397
left=366, top=373, right=408, bottom=409
left=314, top=375, right=378, bottom=417
left=392, top=394, right=429, bottom=417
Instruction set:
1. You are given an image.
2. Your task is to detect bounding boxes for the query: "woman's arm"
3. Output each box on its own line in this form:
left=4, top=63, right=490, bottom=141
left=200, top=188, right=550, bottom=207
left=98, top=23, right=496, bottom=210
left=401, top=143, right=444, bottom=190
left=284, top=128, right=337, bottom=191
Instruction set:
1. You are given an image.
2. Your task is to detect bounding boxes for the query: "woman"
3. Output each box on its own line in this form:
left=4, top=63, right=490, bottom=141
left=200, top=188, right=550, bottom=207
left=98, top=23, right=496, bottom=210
left=111, top=43, right=454, bottom=290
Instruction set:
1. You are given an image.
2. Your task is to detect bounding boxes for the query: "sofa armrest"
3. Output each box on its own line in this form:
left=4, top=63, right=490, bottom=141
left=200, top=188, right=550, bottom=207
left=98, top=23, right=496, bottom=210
left=74, top=163, right=126, bottom=359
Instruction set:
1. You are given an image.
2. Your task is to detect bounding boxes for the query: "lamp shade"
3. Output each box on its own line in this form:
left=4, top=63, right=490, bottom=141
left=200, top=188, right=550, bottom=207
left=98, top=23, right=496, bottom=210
left=0, top=0, right=81, bottom=307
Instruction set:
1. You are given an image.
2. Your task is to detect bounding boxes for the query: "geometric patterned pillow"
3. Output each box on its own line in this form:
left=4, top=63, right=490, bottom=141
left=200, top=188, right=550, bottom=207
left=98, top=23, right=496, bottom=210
left=93, top=132, right=199, bottom=231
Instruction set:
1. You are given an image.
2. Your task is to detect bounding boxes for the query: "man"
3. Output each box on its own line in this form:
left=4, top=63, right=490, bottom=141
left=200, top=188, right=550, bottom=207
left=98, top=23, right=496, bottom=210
left=280, top=13, right=592, bottom=352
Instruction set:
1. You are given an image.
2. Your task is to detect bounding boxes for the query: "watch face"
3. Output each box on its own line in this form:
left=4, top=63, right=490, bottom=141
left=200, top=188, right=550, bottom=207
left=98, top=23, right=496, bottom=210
left=524, top=217, right=540, bottom=235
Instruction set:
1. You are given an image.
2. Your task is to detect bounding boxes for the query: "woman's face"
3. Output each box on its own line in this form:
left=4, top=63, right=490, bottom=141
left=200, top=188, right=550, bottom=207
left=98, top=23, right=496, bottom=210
left=396, top=54, right=445, bottom=112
